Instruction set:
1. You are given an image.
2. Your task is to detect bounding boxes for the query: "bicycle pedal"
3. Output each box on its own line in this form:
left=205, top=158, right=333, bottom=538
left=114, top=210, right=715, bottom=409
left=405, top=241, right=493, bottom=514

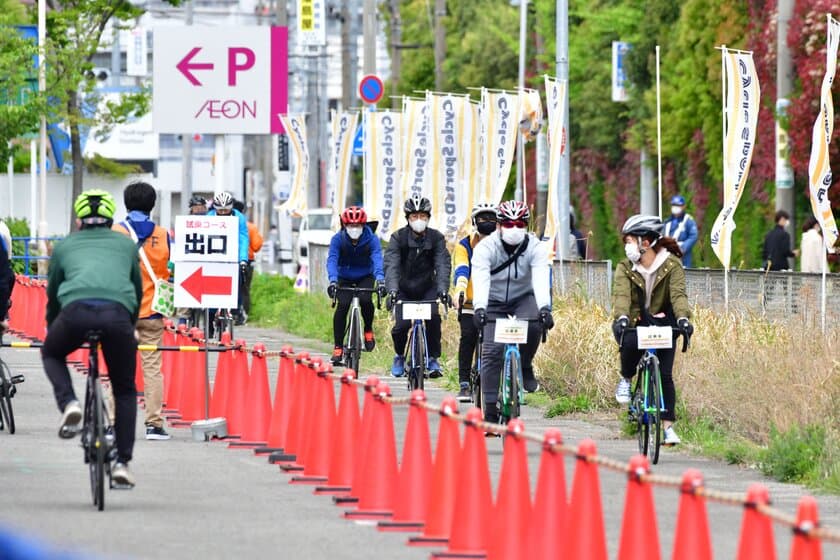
left=10, top=375, right=24, bottom=384
left=110, top=482, right=134, bottom=490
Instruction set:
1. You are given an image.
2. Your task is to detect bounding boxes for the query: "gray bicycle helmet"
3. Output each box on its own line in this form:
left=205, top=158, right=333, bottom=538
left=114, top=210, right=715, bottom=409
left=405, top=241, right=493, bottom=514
left=621, top=214, right=664, bottom=237
left=404, top=194, right=432, bottom=216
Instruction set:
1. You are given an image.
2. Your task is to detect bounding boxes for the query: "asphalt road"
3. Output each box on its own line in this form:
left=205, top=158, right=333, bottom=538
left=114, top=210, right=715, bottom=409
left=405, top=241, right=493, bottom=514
left=1, top=325, right=838, bottom=559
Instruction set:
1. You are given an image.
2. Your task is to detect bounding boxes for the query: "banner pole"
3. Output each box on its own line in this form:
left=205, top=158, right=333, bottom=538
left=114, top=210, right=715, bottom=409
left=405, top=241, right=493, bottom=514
left=820, top=243, right=827, bottom=334
left=655, top=45, right=662, bottom=219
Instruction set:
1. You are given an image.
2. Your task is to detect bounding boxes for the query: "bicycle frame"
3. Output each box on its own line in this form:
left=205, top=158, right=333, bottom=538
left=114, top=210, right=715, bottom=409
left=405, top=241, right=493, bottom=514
left=332, top=286, right=381, bottom=376
left=393, top=299, right=443, bottom=391
left=81, top=334, right=115, bottom=510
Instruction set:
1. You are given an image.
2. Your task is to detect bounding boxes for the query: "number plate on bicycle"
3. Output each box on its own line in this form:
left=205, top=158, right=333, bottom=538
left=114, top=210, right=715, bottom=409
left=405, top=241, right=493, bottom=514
left=494, top=318, right=528, bottom=344
left=401, top=303, right=432, bottom=320
left=636, top=326, right=673, bottom=349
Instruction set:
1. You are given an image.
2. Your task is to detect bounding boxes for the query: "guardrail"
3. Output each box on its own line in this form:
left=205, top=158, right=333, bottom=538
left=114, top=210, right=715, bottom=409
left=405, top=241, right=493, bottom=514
left=10, top=236, right=63, bottom=279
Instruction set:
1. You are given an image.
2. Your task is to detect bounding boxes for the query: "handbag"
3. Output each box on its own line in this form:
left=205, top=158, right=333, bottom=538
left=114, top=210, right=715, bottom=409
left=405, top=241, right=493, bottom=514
left=123, top=222, right=175, bottom=317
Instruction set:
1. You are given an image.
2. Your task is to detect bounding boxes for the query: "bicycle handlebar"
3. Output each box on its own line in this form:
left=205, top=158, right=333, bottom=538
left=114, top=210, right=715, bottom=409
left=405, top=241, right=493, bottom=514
left=331, top=286, right=382, bottom=310
left=619, top=326, right=690, bottom=353
left=477, top=317, right=548, bottom=344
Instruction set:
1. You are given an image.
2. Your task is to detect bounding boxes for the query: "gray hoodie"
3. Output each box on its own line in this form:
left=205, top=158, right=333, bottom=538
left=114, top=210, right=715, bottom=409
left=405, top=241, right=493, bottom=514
left=471, top=231, right=551, bottom=311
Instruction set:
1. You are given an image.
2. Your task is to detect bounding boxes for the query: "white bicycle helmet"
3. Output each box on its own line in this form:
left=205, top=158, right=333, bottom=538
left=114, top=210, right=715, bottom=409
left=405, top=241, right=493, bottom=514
left=621, top=214, right=664, bottom=237
left=471, top=202, right=498, bottom=224
left=213, top=191, right=234, bottom=210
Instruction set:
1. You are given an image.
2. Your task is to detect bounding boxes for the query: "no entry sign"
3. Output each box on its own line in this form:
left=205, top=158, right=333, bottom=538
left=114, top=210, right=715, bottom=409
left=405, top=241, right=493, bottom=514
left=358, top=75, right=384, bottom=105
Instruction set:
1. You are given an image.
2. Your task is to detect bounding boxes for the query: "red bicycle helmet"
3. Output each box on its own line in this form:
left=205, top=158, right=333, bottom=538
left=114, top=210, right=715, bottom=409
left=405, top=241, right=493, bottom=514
left=341, top=206, right=367, bottom=226
left=497, top=200, right=530, bottom=223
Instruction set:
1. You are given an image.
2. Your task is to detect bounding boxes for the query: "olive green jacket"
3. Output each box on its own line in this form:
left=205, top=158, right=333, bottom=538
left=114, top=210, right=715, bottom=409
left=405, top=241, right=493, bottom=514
left=611, top=253, right=691, bottom=325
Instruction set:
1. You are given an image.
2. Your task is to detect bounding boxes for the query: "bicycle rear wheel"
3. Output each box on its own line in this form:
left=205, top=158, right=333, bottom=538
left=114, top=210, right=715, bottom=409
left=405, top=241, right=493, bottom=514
left=0, top=361, right=14, bottom=434
left=345, top=310, right=362, bottom=376
left=88, top=381, right=106, bottom=511
left=407, top=327, right=425, bottom=391
left=647, top=356, right=662, bottom=465
left=632, top=375, right=648, bottom=456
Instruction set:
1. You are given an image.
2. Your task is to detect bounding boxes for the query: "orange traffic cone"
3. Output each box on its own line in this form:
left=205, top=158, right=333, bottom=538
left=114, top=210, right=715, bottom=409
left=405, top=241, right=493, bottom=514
left=672, top=469, right=712, bottom=560
left=617, top=455, right=660, bottom=560
left=134, top=351, right=144, bottom=395
left=259, top=346, right=294, bottom=454
left=165, top=325, right=188, bottom=414
left=378, top=390, right=433, bottom=532
left=432, top=407, right=492, bottom=559
left=291, top=364, right=336, bottom=484
left=344, top=382, right=398, bottom=520
left=528, top=428, right=567, bottom=559
left=565, top=439, right=608, bottom=560
left=790, top=496, right=822, bottom=560
left=160, top=320, right=175, bottom=404
left=333, top=375, right=380, bottom=506
left=736, top=484, right=776, bottom=560
left=315, top=370, right=360, bottom=495
left=280, top=358, right=323, bottom=469
left=408, top=396, right=461, bottom=547
left=488, top=419, right=532, bottom=560
left=209, top=332, right=234, bottom=419
left=177, top=329, right=207, bottom=422
left=225, top=340, right=250, bottom=438
left=232, top=343, right=272, bottom=446
left=270, top=352, right=310, bottom=466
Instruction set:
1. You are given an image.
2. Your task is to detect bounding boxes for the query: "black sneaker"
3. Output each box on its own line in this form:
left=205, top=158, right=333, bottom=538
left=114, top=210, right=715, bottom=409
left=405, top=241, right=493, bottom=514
left=145, top=425, right=171, bottom=440
left=457, top=383, right=472, bottom=402
left=523, top=377, right=540, bottom=393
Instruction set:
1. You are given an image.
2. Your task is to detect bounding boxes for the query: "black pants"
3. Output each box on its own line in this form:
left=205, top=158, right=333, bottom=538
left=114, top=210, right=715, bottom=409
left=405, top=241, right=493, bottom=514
left=619, top=330, right=678, bottom=422
left=242, top=261, right=255, bottom=313
left=457, top=312, right=479, bottom=384
left=333, top=276, right=375, bottom=347
left=480, top=296, right=541, bottom=408
left=392, top=288, right=441, bottom=358
left=41, top=300, right=138, bottom=463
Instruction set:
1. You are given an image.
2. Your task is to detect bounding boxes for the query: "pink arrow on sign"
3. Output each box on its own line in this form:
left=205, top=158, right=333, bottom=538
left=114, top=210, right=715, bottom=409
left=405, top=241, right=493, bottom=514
left=177, top=47, right=215, bottom=86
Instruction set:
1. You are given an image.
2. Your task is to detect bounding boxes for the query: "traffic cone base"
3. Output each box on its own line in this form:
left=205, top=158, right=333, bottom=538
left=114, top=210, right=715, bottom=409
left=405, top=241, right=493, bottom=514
left=279, top=463, right=304, bottom=473
left=334, top=495, right=359, bottom=505
left=313, top=485, right=351, bottom=496
left=289, top=475, right=328, bottom=485
left=377, top=520, right=423, bottom=533
left=343, top=509, right=392, bottom=521
left=269, top=451, right=294, bottom=463
left=431, top=551, right=485, bottom=559
left=253, top=446, right=281, bottom=455
left=407, top=536, right=448, bottom=547
left=227, top=441, right=265, bottom=448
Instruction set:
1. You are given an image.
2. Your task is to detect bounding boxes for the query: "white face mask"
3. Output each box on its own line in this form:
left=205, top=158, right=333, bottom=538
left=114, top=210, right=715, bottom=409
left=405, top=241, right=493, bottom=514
left=346, top=226, right=363, bottom=240
left=501, top=227, right=527, bottom=246
left=671, top=206, right=684, bottom=216
left=409, top=219, right=428, bottom=233
left=625, top=242, right=642, bottom=263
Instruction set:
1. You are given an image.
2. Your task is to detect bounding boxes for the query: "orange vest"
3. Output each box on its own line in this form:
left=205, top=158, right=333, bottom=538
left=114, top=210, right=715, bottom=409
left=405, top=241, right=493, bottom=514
left=247, top=221, right=264, bottom=261
left=114, top=222, right=171, bottom=318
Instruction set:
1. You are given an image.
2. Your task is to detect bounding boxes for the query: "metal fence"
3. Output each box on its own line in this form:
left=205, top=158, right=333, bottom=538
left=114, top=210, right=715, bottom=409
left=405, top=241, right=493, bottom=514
left=309, top=242, right=839, bottom=326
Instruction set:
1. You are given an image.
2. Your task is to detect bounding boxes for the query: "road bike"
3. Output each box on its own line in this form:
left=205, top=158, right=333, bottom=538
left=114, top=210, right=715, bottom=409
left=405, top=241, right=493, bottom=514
left=456, top=295, right=482, bottom=407
left=484, top=316, right=546, bottom=425
left=213, top=308, right=235, bottom=342
left=621, top=326, right=688, bottom=465
left=394, top=299, right=448, bottom=392
left=331, top=285, right=381, bottom=377
left=0, top=337, right=24, bottom=434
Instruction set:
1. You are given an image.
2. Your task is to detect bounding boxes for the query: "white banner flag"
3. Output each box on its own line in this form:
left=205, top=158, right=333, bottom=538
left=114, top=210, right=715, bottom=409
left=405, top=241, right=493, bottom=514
left=328, top=110, right=358, bottom=228
left=400, top=97, right=432, bottom=207
left=480, top=89, right=521, bottom=204
left=808, top=15, right=840, bottom=251
left=363, top=109, right=402, bottom=240
left=519, top=88, right=543, bottom=142
left=460, top=100, right=481, bottom=231
left=429, top=93, right=467, bottom=238
left=710, top=49, right=760, bottom=269
left=543, top=77, right=567, bottom=250
left=277, top=114, right=309, bottom=216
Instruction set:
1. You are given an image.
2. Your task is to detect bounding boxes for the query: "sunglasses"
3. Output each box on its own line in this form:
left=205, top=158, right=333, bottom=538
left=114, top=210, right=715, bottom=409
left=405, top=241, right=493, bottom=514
left=500, top=220, right=527, bottom=229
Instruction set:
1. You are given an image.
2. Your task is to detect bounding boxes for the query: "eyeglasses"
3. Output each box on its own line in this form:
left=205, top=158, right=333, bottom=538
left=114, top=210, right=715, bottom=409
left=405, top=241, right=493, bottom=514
left=500, top=220, right=527, bottom=229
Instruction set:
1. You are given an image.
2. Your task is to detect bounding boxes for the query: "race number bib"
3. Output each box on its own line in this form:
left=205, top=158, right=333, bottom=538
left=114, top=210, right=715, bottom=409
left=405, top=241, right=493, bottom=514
left=636, top=326, right=673, bottom=350
left=401, top=303, right=432, bottom=321
left=494, top=318, right=529, bottom=344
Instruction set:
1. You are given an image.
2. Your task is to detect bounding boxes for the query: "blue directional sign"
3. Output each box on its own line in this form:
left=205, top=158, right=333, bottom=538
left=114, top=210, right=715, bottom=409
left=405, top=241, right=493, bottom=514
left=352, top=123, right=364, bottom=156
left=358, top=75, right=384, bottom=105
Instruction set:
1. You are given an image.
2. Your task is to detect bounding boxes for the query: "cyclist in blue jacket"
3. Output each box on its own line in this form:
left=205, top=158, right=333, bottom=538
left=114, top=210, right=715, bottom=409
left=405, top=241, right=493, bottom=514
left=327, top=206, right=386, bottom=365
left=663, top=195, right=698, bottom=267
left=208, top=191, right=250, bottom=323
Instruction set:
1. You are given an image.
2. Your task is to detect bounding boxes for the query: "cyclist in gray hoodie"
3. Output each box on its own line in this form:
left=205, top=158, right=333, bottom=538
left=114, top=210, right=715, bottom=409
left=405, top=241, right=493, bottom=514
left=472, top=200, right=554, bottom=425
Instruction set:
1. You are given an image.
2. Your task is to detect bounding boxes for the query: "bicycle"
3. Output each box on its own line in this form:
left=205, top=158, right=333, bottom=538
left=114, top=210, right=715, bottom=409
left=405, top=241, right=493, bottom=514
left=331, top=286, right=381, bottom=377
left=213, top=308, right=235, bottom=342
left=483, top=316, right=546, bottom=425
left=393, top=298, right=448, bottom=392
left=456, top=295, right=482, bottom=407
left=621, top=326, right=689, bottom=465
left=0, top=336, right=25, bottom=434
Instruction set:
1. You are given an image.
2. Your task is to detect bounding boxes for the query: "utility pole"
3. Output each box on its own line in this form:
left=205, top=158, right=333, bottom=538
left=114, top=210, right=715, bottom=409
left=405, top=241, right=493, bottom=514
left=434, top=0, right=446, bottom=90
left=181, top=0, right=194, bottom=215
left=514, top=0, right=527, bottom=202
left=341, top=2, right=352, bottom=110
left=363, top=0, right=376, bottom=75
left=555, top=0, right=570, bottom=260
left=389, top=0, right=401, bottom=108
left=776, top=0, right=795, bottom=259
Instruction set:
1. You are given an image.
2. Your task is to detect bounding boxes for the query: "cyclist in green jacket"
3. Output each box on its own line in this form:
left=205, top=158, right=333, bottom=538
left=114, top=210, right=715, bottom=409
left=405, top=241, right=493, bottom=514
left=611, top=214, right=693, bottom=446
left=42, top=190, right=143, bottom=488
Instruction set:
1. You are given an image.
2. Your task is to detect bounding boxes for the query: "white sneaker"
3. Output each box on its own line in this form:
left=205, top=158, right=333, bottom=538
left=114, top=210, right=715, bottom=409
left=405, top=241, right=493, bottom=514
left=614, top=378, right=631, bottom=404
left=58, top=400, right=82, bottom=439
left=111, top=462, right=136, bottom=488
left=663, top=426, right=681, bottom=446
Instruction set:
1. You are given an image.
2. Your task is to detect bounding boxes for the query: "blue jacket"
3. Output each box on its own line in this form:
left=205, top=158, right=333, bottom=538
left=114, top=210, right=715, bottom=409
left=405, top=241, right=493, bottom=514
left=208, top=208, right=249, bottom=263
left=327, top=226, right=385, bottom=283
left=663, top=213, right=698, bottom=268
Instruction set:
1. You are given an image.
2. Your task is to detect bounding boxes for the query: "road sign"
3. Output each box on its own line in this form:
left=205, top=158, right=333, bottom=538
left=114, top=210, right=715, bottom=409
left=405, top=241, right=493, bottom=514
left=153, top=26, right=288, bottom=134
left=171, top=215, right=239, bottom=263
left=174, top=262, right=239, bottom=308
left=352, top=123, right=364, bottom=156
left=358, top=75, right=384, bottom=105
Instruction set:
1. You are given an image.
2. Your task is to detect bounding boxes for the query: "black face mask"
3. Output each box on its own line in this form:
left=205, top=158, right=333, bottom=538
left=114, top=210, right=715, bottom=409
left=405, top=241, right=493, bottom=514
left=476, top=221, right=497, bottom=236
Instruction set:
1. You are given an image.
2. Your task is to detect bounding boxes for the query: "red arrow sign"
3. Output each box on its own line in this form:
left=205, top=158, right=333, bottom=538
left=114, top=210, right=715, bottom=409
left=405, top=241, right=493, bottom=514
left=181, top=266, right=232, bottom=303
left=177, top=47, right=215, bottom=86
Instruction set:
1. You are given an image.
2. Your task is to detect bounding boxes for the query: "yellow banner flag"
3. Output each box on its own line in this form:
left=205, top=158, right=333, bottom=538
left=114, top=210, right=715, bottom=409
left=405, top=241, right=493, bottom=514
left=328, top=110, right=358, bottom=229
left=543, top=76, right=567, bottom=251
left=363, top=108, right=402, bottom=240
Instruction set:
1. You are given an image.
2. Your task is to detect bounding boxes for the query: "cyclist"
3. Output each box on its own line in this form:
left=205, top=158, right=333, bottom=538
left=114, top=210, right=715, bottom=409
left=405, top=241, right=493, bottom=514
left=472, top=200, right=554, bottom=425
left=384, top=195, right=451, bottom=378
left=41, top=190, right=142, bottom=487
left=189, top=195, right=208, bottom=215
left=207, top=191, right=250, bottom=324
left=611, top=214, right=694, bottom=446
left=233, top=199, right=264, bottom=324
left=452, top=202, right=498, bottom=401
left=326, top=206, right=386, bottom=365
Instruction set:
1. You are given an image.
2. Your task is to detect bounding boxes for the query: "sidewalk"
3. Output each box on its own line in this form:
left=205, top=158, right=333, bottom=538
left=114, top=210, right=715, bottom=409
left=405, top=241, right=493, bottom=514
left=0, top=324, right=837, bottom=559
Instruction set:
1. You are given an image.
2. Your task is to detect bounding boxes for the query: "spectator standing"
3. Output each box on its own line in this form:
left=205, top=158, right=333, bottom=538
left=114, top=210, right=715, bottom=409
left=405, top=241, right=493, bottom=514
left=762, top=210, right=799, bottom=271
left=800, top=217, right=824, bottom=273
left=663, top=195, right=698, bottom=267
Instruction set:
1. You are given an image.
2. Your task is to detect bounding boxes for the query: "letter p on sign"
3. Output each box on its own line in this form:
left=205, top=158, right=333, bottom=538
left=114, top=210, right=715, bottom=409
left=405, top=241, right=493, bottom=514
left=228, top=47, right=255, bottom=86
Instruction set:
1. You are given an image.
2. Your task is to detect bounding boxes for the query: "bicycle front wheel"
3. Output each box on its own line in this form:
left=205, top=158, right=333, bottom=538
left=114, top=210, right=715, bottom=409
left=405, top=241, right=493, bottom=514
left=408, top=327, right=425, bottom=391
left=647, top=356, right=662, bottom=465
left=508, top=353, right=521, bottom=422
left=632, top=375, right=648, bottom=457
left=88, top=382, right=106, bottom=511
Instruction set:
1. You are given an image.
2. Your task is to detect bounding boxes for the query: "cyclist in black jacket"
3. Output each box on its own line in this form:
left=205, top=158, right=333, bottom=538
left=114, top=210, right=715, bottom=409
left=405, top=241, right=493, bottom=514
left=383, top=195, right=451, bottom=378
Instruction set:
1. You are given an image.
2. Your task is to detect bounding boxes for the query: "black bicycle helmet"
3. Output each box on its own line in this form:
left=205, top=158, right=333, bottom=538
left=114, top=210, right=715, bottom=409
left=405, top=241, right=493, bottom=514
left=189, top=195, right=206, bottom=207
left=621, top=214, right=664, bottom=237
left=404, top=194, right=432, bottom=216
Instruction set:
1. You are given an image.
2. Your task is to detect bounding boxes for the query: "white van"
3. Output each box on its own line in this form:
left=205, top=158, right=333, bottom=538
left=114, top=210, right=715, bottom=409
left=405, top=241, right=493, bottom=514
left=295, top=208, right=335, bottom=269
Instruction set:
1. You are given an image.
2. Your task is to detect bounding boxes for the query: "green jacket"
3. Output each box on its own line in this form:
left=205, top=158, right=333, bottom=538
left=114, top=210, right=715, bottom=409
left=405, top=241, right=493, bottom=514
left=611, top=253, right=691, bottom=326
left=46, top=227, right=143, bottom=326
